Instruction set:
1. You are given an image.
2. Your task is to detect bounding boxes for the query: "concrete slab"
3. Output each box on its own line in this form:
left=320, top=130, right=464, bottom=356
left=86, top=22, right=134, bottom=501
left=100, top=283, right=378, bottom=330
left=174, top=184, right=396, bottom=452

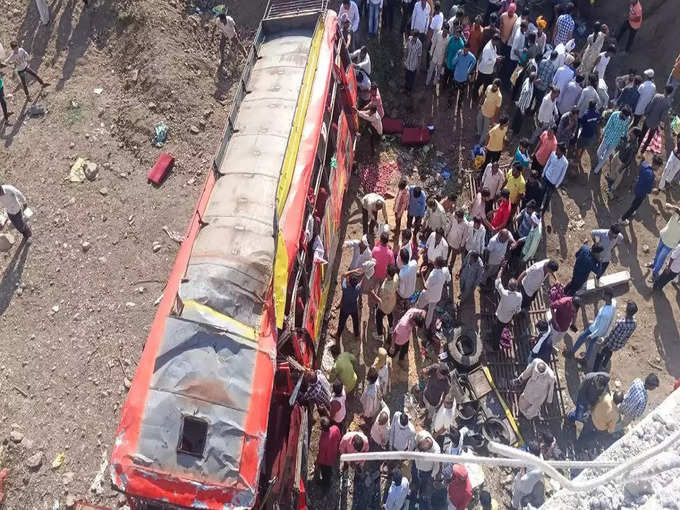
left=576, top=270, right=631, bottom=296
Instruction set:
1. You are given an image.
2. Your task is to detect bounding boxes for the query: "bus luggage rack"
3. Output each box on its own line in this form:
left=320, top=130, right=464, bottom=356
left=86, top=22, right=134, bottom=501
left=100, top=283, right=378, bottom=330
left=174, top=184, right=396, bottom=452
left=265, top=0, right=327, bottom=19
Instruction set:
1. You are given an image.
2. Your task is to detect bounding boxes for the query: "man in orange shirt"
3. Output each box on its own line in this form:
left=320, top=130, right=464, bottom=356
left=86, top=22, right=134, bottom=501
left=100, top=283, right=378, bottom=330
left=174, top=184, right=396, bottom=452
left=616, top=0, right=642, bottom=53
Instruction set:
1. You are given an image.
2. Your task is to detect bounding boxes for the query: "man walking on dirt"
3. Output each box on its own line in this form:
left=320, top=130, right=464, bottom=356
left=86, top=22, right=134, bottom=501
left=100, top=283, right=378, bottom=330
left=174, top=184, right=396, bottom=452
left=213, top=13, right=247, bottom=62
left=1, top=42, right=49, bottom=101
left=0, top=184, right=32, bottom=240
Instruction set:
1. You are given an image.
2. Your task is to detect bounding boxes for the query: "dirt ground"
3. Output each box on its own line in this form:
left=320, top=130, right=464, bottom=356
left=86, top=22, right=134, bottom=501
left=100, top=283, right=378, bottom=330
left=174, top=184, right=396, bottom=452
left=0, top=0, right=678, bottom=509
left=0, top=0, right=268, bottom=508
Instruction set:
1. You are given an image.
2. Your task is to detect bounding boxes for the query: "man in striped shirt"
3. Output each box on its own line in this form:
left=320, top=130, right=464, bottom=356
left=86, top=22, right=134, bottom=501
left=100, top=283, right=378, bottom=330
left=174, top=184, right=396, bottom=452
left=592, top=301, right=637, bottom=372
left=404, top=31, right=423, bottom=94
left=617, top=373, right=659, bottom=430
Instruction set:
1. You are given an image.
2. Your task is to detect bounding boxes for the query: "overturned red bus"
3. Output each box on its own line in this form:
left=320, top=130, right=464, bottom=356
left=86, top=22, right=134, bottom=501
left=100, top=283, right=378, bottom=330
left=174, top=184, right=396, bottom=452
left=109, top=2, right=358, bottom=508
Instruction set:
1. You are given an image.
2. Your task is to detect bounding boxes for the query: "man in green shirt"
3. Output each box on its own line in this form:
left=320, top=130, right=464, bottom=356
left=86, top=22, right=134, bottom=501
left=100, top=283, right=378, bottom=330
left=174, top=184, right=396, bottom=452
left=0, top=73, right=13, bottom=125
left=329, top=344, right=358, bottom=393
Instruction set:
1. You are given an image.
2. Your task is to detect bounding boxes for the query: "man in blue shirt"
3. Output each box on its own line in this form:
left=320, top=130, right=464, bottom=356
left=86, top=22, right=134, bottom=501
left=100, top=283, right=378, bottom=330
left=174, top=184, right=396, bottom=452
left=449, top=43, right=476, bottom=106
left=336, top=272, right=362, bottom=338
left=564, top=242, right=604, bottom=296
left=565, top=289, right=616, bottom=365
left=406, top=185, right=427, bottom=237
left=619, top=155, right=662, bottom=225
left=593, top=106, right=632, bottom=174
left=444, top=28, right=465, bottom=87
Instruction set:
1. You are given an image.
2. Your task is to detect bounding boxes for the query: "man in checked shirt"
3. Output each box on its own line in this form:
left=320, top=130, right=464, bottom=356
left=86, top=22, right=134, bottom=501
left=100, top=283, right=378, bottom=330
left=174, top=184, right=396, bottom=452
left=617, top=373, right=659, bottom=431
left=591, top=301, right=638, bottom=373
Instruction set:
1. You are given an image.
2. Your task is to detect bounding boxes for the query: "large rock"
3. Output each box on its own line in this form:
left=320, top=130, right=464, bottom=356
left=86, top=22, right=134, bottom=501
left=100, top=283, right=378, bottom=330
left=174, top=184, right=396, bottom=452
left=25, top=451, right=43, bottom=470
left=0, top=233, right=16, bottom=252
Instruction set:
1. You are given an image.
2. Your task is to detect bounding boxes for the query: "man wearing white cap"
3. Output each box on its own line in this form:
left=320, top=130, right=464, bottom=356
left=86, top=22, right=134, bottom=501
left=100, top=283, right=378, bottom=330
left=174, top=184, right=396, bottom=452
left=633, top=69, right=656, bottom=126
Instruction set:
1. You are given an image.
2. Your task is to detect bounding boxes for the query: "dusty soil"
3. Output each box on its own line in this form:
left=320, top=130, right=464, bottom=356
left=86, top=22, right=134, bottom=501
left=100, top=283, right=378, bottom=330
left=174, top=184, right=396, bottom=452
left=0, top=0, right=267, bottom=508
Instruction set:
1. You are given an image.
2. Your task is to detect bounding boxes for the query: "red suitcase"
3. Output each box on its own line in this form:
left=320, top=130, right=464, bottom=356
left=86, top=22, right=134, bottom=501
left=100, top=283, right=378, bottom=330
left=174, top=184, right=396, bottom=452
left=382, top=117, right=404, bottom=134
left=147, top=153, right=175, bottom=184
left=401, top=127, right=431, bottom=146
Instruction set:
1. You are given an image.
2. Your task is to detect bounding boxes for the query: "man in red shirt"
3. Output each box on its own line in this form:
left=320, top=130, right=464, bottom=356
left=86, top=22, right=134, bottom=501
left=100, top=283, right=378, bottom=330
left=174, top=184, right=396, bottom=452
left=316, top=416, right=342, bottom=487
left=550, top=295, right=581, bottom=346
left=487, top=188, right=512, bottom=232
left=616, top=0, right=642, bottom=53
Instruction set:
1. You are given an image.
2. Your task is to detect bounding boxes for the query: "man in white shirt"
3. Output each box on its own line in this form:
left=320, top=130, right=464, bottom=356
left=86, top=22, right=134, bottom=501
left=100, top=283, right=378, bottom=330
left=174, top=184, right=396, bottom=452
left=481, top=161, right=505, bottom=204
left=551, top=54, right=576, bottom=98
left=426, top=22, right=449, bottom=86
left=531, top=86, right=559, bottom=144
left=384, top=467, right=410, bottom=510
left=389, top=410, right=416, bottom=450
left=397, top=248, right=418, bottom=303
left=483, top=229, right=514, bottom=284
left=417, top=256, right=451, bottom=327
left=445, top=209, right=469, bottom=269
left=361, top=192, right=388, bottom=236
left=213, top=13, right=247, bottom=60
left=519, top=259, right=559, bottom=310
left=465, top=216, right=486, bottom=255
left=491, top=266, right=522, bottom=350
left=634, top=69, right=656, bottom=125
left=2, top=41, right=48, bottom=100
left=424, top=197, right=448, bottom=233
left=475, top=35, right=501, bottom=96
left=412, top=430, right=441, bottom=507
left=357, top=105, right=383, bottom=155
left=410, top=0, right=431, bottom=42
left=540, top=143, right=568, bottom=214
left=339, top=0, right=361, bottom=36
left=424, top=229, right=449, bottom=267
left=350, top=46, right=371, bottom=75
left=344, top=235, right=373, bottom=271
left=0, top=184, right=31, bottom=239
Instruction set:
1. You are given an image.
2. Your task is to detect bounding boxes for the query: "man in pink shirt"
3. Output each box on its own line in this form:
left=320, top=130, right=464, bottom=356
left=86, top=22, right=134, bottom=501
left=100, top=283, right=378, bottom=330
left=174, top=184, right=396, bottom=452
left=372, top=231, right=394, bottom=282
left=339, top=430, right=369, bottom=470
left=391, top=308, right=426, bottom=365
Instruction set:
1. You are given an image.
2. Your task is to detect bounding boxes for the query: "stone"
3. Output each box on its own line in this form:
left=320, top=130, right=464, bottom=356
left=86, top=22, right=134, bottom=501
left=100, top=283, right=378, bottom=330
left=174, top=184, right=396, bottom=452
left=152, top=242, right=162, bottom=253
left=10, top=430, right=24, bottom=442
left=198, top=119, right=207, bottom=130
left=62, top=472, right=75, bottom=485
left=81, top=241, right=91, bottom=252
left=99, top=187, right=109, bottom=196
left=131, top=69, right=139, bottom=83
left=0, top=233, right=16, bottom=252
left=148, top=102, right=157, bottom=110
left=65, top=494, right=76, bottom=508
left=26, top=451, right=43, bottom=469
left=203, top=109, right=213, bottom=118
left=642, top=244, right=650, bottom=253
left=189, top=125, right=200, bottom=134
left=124, top=378, right=131, bottom=390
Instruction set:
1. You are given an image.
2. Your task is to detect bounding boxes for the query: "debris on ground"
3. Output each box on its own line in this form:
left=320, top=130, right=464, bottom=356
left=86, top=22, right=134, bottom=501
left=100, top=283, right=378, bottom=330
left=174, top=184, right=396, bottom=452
left=51, top=453, right=65, bottom=470
left=162, top=225, right=184, bottom=244
left=25, top=452, right=43, bottom=470
left=89, top=450, right=108, bottom=495
left=153, top=122, right=168, bottom=147
left=0, top=233, right=16, bottom=252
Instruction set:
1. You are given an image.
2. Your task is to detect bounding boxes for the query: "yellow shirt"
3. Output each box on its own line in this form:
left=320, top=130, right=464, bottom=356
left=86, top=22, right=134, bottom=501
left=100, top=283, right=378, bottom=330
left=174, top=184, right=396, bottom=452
left=486, top=124, right=507, bottom=152
left=481, top=86, right=502, bottom=118
left=592, top=393, right=620, bottom=433
left=505, top=171, right=526, bottom=204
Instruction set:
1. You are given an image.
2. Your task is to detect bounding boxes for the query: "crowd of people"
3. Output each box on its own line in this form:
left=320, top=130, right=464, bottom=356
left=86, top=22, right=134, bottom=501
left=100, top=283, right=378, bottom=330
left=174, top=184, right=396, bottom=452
left=294, top=0, right=679, bottom=508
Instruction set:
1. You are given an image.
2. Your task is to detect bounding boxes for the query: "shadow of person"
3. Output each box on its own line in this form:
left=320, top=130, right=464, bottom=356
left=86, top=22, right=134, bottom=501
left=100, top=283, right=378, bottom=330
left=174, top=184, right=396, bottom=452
left=0, top=240, right=31, bottom=317
left=652, top=290, right=680, bottom=378
left=548, top=190, right=568, bottom=259
left=1, top=102, right=29, bottom=148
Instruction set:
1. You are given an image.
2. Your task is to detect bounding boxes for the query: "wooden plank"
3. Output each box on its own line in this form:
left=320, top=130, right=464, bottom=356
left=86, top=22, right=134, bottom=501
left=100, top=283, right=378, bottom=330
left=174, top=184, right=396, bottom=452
left=576, top=270, right=631, bottom=296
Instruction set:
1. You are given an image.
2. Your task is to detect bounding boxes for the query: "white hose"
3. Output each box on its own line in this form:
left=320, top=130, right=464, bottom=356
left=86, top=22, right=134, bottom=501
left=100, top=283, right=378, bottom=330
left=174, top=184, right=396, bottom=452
left=340, top=450, right=621, bottom=469
left=340, top=429, right=680, bottom=492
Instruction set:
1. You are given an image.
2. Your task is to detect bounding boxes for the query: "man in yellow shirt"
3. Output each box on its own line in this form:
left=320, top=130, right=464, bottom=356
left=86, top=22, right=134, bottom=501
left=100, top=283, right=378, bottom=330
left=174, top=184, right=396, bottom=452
left=477, top=78, right=503, bottom=144
left=484, top=115, right=509, bottom=164
left=505, top=162, right=526, bottom=208
left=579, top=390, right=623, bottom=442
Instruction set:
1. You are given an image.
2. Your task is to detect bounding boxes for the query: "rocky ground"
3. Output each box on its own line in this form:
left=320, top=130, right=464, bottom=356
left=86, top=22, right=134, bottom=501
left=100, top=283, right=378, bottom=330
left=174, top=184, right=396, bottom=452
left=0, top=0, right=267, bottom=508
left=0, top=0, right=678, bottom=509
